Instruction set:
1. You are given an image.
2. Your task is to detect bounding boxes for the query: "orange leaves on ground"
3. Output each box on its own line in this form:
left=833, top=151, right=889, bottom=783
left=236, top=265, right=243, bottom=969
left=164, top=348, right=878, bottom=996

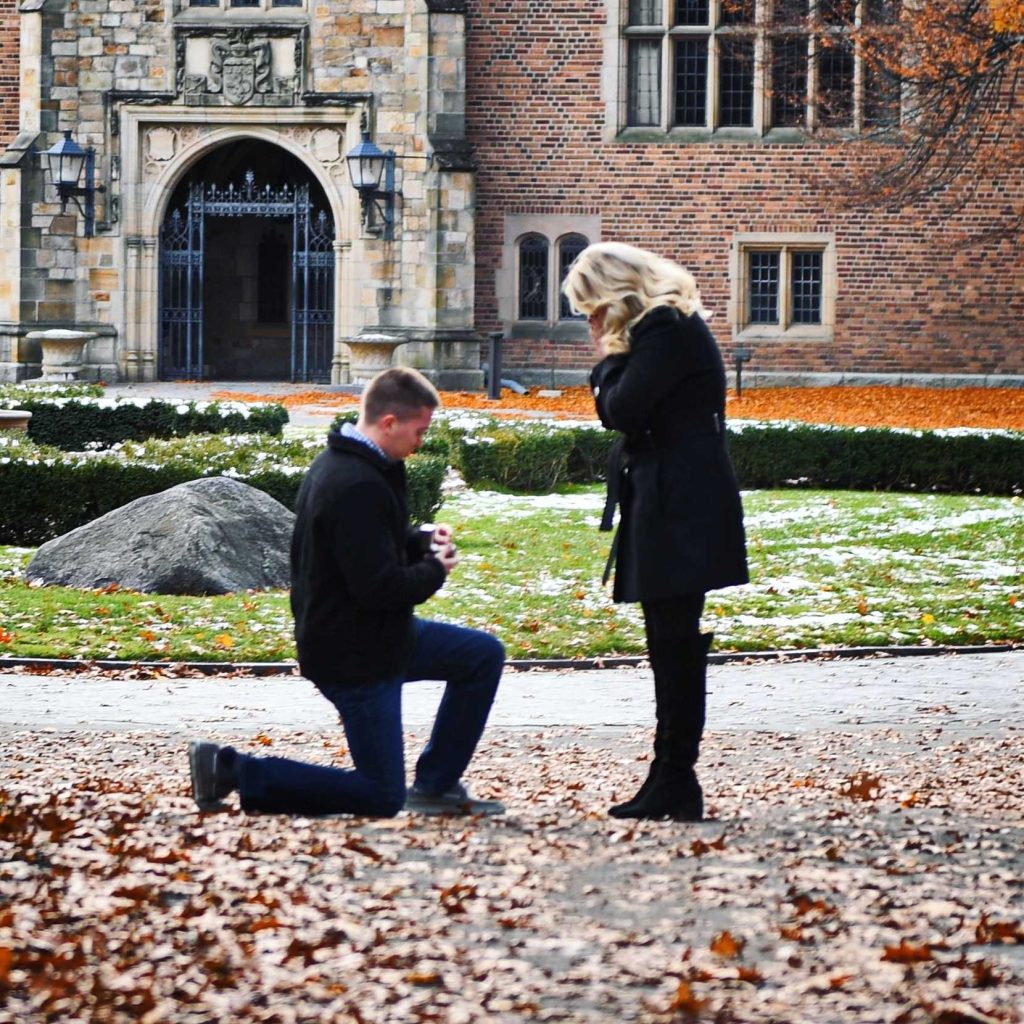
left=213, top=633, right=235, bottom=650
left=710, top=930, right=745, bottom=959
left=439, top=882, right=478, bottom=915
left=840, top=772, right=883, bottom=801
left=882, top=940, right=935, bottom=963
left=688, top=834, right=727, bottom=857
left=729, top=387, right=1024, bottom=431
left=667, top=980, right=708, bottom=1015
left=975, top=915, right=1024, bottom=944
left=216, top=385, right=1024, bottom=430
left=791, top=894, right=839, bottom=918
left=0, top=628, right=12, bottom=645
left=342, top=835, right=385, bottom=862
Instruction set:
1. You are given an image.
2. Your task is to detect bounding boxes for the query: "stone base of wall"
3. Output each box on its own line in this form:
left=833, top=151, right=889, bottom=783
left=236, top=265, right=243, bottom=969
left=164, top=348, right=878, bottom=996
left=423, top=367, right=485, bottom=390
left=503, top=367, right=1024, bottom=391
left=739, top=372, right=1024, bottom=390
left=0, top=362, right=34, bottom=383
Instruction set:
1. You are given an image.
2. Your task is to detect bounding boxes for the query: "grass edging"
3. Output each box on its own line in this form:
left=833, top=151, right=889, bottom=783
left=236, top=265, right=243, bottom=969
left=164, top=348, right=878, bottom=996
left=1, top=643, right=1017, bottom=675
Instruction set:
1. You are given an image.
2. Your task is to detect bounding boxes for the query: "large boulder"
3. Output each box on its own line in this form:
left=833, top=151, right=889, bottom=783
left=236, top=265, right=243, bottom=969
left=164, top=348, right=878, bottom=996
left=25, top=476, right=295, bottom=595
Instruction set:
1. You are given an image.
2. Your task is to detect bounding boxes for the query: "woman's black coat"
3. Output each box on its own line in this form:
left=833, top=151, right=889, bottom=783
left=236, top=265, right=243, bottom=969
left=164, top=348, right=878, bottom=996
left=590, top=306, right=749, bottom=603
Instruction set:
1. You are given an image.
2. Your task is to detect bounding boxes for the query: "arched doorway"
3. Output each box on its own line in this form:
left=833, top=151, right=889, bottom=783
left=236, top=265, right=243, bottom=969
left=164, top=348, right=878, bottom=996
left=159, top=140, right=335, bottom=382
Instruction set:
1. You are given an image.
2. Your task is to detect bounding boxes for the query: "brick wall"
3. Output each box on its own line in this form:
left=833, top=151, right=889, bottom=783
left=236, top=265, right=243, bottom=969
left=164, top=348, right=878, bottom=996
left=0, top=0, right=18, bottom=144
left=466, top=0, right=1024, bottom=377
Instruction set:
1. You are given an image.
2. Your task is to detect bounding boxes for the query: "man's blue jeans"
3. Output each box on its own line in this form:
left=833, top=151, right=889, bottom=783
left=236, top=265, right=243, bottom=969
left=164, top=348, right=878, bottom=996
left=233, top=619, right=504, bottom=816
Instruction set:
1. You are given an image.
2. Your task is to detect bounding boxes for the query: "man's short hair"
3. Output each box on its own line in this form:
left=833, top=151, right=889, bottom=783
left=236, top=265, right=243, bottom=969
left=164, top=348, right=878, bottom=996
left=362, top=367, right=440, bottom=424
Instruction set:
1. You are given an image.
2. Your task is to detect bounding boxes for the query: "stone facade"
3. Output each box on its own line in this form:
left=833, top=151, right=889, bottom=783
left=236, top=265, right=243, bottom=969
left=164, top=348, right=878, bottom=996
left=0, top=0, right=482, bottom=386
left=0, top=0, right=1021, bottom=386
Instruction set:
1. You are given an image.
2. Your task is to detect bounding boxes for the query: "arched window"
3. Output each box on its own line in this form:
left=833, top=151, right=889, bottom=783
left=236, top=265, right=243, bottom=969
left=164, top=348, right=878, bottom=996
left=558, top=234, right=588, bottom=320
left=518, top=235, right=549, bottom=320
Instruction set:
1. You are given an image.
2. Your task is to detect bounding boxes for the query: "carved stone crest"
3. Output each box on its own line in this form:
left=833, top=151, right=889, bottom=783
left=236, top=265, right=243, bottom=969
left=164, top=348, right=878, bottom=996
left=210, top=31, right=271, bottom=105
left=177, top=26, right=303, bottom=107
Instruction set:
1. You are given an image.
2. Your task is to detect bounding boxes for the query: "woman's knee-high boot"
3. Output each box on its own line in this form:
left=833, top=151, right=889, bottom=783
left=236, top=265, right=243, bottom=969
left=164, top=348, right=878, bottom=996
left=609, top=632, right=712, bottom=821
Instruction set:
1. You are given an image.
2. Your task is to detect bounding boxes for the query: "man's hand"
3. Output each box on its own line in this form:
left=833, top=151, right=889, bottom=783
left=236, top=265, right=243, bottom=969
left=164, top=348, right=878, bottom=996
left=432, top=523, right=454, bottom=548
left=435, top=542, right=460, bottom=575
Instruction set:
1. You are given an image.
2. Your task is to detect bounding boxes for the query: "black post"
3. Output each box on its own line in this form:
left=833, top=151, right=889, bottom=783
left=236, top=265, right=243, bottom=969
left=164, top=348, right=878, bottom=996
left=734, top=347, right=752, bottom=398
left=487, top=331, right=503, bottom=400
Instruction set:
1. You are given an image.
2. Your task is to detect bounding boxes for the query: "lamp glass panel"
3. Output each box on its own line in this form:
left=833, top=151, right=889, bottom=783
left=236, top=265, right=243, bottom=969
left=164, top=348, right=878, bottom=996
left=55, top=149, right=86, bottom=187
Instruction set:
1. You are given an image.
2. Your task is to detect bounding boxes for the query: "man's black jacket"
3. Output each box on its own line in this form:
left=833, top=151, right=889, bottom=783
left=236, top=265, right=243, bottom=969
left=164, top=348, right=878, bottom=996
left=289, top=431, right=446, bottom=687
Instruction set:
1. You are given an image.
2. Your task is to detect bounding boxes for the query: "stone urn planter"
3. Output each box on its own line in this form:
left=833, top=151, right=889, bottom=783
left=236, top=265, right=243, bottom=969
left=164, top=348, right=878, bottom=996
left=26, top=329, right=97, bottom=382
left=0, top=409, right=31, bottom=432
left=347, top=333, right=405, bottom=384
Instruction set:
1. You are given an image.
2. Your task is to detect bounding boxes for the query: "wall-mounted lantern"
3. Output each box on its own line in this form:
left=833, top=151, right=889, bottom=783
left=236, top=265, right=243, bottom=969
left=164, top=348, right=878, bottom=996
left=41, top=130, right=104, bottom=238
left=345, top=129, right=396, bottom=241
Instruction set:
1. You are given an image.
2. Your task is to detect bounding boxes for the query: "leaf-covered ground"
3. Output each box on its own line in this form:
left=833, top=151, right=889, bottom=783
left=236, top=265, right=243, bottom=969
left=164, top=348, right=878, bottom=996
left=211, top=385, right=1024, bottom=431
left=2, top=722, right=1021, bottom=1023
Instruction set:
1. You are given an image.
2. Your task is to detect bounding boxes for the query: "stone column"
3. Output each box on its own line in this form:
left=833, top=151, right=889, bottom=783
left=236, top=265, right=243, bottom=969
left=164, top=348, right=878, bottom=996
left=422, top=0, right=483, bottom=390
left=0, top=4, right=44, bottom=382
left=138, top=237, right=159, bottom=381
left=122, top=236, right=158, bottom=382
left=332, top=238, right=352, bottom=384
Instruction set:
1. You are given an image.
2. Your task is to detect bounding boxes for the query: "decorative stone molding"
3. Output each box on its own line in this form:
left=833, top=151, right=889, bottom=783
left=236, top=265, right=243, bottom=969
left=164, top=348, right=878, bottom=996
left=174, top=25, right=308, bottom=107
left=431, top=139, right=476, bottom=172
left=146, top=127, right=177, bottom=162
left=105, top=92, right=177, bottom=138
left=137, top=121, right=349, bottom=192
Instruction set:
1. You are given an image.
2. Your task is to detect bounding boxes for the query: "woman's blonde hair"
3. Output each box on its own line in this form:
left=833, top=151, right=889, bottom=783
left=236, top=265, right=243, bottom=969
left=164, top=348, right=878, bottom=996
left=561, top=241, right=707, bottom=355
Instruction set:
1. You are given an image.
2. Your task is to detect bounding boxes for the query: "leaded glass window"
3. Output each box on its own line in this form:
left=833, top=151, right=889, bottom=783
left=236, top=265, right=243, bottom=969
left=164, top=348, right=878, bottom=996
left=628, top=40, right=662, bottom=126
left=771, top=36, right=809, bottom=127
left=791, top=251, right=823, bottom=324
left=718, top=37, right=754, bottom=127
left=518, top=236, right=549, bottom=321
left=623, top=0, right=889, bottom=134
left=674, top=38, right=709, bottom=126
left=558, top=235, right=588, bottom=320
left=748, top=252, right=780, bottom=324
left=740, top=243, right=828, bottom=333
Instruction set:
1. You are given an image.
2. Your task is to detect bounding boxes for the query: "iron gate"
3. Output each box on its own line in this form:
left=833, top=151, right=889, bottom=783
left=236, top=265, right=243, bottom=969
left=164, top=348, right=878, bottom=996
left=159, top=171, right=334, bottom=382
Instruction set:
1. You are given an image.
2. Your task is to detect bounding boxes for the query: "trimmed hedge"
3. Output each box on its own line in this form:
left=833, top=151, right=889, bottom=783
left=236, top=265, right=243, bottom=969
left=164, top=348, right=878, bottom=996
left=445, top=417, right=1023, bottom=496
left=0, top=433, right=445, bottom=546
left=727, top=423, right=1024, bottom=495
left=1, top=411, right=1018, bottom=548
left=451, top=423, right=575, bottom=491
left=0, top=391, right=288, bottom=449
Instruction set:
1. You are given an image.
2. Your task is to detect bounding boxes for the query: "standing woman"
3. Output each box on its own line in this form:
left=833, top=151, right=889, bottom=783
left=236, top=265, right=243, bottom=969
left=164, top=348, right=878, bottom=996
left=563, top=242, right=748, bottom=822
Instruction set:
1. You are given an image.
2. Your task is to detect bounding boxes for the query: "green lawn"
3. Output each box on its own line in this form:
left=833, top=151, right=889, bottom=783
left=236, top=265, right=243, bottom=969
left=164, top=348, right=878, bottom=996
left=1, top=488, right=1020, bottom=662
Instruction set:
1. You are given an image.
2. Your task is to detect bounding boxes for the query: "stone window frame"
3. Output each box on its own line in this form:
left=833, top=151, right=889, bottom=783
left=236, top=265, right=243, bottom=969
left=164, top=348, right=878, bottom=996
left=498, top=215, right=600, bottom=340
left=730, top=232, right=836, bottom=342
left=181, top=0, right=306, bottom=13
left=605, top=0, right=899, bottom=142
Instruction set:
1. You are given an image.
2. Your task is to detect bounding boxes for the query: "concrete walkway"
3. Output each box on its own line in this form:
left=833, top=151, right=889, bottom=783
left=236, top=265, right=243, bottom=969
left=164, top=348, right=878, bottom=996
left=3, top=650, right=1020, bottom=737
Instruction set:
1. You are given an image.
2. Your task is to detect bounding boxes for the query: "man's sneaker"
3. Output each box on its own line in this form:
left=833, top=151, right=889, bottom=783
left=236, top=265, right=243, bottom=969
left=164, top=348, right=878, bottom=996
left=405, top=781, right=505, bottom=817
left=188, top=740, right=236, bottom=808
